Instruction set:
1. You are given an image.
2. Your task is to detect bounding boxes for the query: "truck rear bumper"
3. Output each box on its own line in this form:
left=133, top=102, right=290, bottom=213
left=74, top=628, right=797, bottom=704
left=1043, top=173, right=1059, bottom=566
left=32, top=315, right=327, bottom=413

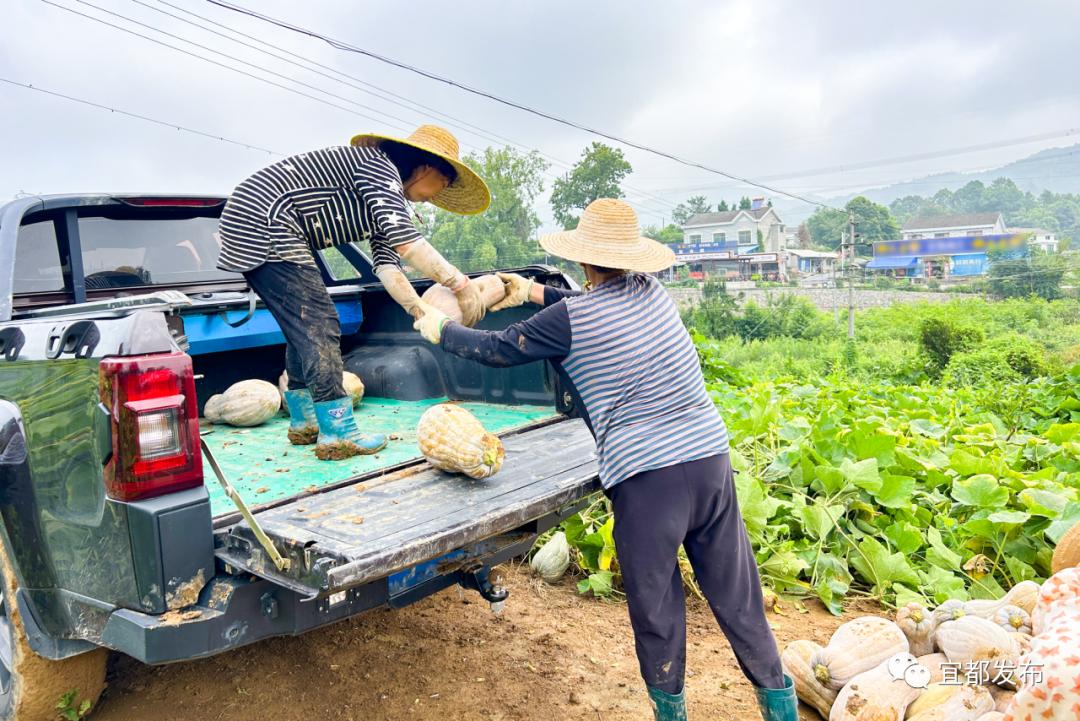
left=99, top=501, right=588, bottom=664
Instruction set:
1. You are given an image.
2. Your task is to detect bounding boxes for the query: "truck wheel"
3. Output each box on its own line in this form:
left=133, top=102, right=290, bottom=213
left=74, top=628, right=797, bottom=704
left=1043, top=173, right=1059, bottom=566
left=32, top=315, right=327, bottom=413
left=0, top=545, right=107, bottom=721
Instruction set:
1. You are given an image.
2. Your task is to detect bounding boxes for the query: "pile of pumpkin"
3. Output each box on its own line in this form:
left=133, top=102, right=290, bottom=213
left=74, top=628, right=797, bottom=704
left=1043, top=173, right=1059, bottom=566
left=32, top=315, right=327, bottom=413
left=784, top=580, right=1040, bottom=721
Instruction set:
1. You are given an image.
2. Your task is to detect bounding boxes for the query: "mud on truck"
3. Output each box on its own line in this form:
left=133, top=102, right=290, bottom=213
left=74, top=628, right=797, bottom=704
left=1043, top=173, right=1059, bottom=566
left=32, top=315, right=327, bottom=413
left=0, top=194, right=599, bottom=719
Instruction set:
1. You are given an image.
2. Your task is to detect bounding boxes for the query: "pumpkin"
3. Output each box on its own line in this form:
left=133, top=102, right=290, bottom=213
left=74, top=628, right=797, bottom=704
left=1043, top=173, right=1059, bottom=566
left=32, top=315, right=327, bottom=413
left=278, top=370, right=365, bottom=408
left=781, top=639, right=837, bottom=719
left=1008, top=632, right=1033, bottom=656
left=993, top=605, right=1031, bottom=635
left=811, top=616, right=909, bottom=691
left=973, top=714, right=1004, bottom=721
left=416, top=404, right=504, bottom=479
left=203, top=379, right=280, bottom=427
left=828, top=662, right=921, bottom=721
left=934, top=615, right=1018, bottom=679
left=419, top=274, right=507, bottom=327
left=915, top=653, right=949, bottom=684
left=1051, top=520, right=1080, bottom=573
left=986, top=684, right=1014, bottom=713
left=931, top=599, right=967, bottom=627
left=963, top=581, right=1041, bottom=618
left=905, top=683, right=994, bottom=721
left=896, top=603, right=938, bottom=657
left=530, top=532, right=570, bottom=583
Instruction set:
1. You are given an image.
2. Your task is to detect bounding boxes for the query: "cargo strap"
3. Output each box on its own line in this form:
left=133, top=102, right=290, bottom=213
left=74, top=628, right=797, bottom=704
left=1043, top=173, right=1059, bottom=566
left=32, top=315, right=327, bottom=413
left=200, top=437, right=290, bottom=572
left=217, top=289, right=258, bottom=328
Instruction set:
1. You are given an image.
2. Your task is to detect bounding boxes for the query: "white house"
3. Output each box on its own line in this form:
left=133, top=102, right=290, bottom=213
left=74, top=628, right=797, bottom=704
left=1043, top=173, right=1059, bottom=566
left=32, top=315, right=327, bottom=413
left=1009, top=227, right=1059, bottom=253
left=901, top=212, right=1006, bottom=239
left=682, top=199, right=785, bottom=253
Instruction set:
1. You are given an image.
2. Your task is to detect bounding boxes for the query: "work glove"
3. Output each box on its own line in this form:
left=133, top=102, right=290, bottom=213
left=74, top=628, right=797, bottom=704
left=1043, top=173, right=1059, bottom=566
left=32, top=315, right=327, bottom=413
left=488, top=272, right=535, bottom=312
left=375, top=266, right=425, bottom=319
left=454, top=278, right=486, bottom=327
left=400, top=239, right=468, bottom=291
left=413, top=302, right=452, bottom=344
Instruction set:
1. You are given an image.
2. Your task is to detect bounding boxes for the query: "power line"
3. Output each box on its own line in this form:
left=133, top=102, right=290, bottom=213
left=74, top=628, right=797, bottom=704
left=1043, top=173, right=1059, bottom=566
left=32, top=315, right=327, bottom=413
left=139, top=0, right=682, bottom=215
left=0, top=76, right=282, bottom=155
left=202, top=0, right=833, bottom=209
left=39, top=0, right=413, bottom=132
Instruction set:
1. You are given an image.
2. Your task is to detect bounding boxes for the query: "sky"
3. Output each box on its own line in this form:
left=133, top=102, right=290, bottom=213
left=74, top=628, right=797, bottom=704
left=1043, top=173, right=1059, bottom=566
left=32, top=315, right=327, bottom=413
left=3, top=0, right=1080, bottom=229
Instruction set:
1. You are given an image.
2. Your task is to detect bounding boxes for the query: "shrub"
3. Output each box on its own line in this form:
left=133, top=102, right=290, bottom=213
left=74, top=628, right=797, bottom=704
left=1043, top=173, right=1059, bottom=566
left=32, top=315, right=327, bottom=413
left=919, top=317, right=984, bottom=376
left=942, top=335, right=1049, bottom=387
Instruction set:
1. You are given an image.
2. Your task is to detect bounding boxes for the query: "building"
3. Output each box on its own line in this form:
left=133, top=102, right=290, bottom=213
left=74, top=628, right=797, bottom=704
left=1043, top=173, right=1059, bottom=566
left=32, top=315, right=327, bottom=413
left=682, top=198, right=786, bottom=254
left=901, top=212, right=1006, bottom=240
left=786, top=248, right=839, bottom=276
left=1009, top=227, right=1059, bottom=253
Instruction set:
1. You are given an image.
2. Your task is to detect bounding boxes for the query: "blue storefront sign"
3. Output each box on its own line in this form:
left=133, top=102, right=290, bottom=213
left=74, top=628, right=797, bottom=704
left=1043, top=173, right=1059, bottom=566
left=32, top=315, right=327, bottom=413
left=873, top=233, right=1026, bottom=257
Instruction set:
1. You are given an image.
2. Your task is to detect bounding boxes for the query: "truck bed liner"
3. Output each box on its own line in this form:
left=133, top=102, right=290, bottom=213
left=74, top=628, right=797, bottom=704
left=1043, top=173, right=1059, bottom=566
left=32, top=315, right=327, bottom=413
left=202, top=397, right=557, bottom=517
left=214, top=419, right=599, bottom=597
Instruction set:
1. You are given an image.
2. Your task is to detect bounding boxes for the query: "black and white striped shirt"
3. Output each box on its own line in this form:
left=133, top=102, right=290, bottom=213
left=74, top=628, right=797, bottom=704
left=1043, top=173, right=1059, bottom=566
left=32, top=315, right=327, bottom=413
left=216, top=145, right=422, bottom=273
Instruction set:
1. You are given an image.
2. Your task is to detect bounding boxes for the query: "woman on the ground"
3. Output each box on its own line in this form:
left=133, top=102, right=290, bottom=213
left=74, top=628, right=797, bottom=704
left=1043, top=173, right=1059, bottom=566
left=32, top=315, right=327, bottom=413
left=412, top=198, right=797, bottom=721
left=216, top=125, right=490, bottom=460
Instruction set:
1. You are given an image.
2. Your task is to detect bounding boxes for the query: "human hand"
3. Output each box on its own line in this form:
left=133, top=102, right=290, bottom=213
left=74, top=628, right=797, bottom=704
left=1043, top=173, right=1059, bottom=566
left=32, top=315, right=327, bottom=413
left=412, top=303, right=451, bottom=344
left=454, top=278, right=486, bottom=327
left=488, top=272, right=534, bottom=312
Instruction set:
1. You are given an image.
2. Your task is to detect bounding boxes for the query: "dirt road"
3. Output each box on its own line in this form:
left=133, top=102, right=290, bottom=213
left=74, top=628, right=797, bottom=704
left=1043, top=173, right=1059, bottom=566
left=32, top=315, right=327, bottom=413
left=94, top=564, right=875, bottom=720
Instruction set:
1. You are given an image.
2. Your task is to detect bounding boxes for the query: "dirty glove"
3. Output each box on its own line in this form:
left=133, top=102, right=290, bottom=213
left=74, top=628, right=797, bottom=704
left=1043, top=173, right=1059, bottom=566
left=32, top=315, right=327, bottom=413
left=454, top=277, right=486, bottom=327
left=413, top=303, right=452, bottom=344
left=400, top=239, right=468, bottom=291
left=488, top=272, right=534, bottom=312
left=375, top=266, right=425, bottom=319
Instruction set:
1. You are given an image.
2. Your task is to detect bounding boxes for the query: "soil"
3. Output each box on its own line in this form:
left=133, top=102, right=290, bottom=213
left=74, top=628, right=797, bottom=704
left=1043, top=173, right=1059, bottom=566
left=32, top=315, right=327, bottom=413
left=93, top=564, right=884, bottom=721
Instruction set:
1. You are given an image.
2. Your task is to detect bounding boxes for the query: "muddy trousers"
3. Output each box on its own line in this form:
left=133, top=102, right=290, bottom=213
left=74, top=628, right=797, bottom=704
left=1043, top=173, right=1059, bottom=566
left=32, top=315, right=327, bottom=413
left=606, top=453, right=785, bottom=696
left=243, top=261, right=347, bottom=403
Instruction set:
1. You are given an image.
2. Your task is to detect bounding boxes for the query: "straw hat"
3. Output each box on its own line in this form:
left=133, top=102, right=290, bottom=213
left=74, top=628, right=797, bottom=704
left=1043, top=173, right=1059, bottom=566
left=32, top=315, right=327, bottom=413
left=540, top=198, right=676, bottom=273
left=350, top=124, right=490, bottom=215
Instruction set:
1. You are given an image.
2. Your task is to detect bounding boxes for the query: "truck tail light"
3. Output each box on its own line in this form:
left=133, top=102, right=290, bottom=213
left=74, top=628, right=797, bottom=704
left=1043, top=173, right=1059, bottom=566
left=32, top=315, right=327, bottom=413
left=99, top=352, right=202, bottom=501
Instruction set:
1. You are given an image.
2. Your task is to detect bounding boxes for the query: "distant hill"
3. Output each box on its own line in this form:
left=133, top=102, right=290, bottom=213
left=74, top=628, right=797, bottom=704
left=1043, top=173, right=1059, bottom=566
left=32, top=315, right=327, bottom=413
left=724, top=143, right=1080, bottom=229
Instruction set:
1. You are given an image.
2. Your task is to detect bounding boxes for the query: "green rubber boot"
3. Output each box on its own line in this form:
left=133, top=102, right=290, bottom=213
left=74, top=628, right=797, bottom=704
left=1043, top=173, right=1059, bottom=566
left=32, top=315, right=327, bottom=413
left=754, top=674, right=798, bottom=721
left=313, top=397, right=387, bottom=460
left=646, top=686, right=687, bottom=721
left=283, top=389, right=318, bottom=445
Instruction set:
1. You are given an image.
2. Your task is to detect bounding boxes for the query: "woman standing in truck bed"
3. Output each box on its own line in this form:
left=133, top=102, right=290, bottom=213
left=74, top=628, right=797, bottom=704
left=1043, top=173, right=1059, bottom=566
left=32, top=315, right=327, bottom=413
left=217, top=124, right=490, bottom=461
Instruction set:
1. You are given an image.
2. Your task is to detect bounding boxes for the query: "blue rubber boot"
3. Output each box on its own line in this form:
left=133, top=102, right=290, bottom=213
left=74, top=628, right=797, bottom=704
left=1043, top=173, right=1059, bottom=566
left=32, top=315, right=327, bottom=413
left=283, top=389, right=318, bottom=445
left=754, top=674, right=798, bottom=721
left=313, top=397, right=387, bottom=460
left=646, top=687, right=687, bottom=721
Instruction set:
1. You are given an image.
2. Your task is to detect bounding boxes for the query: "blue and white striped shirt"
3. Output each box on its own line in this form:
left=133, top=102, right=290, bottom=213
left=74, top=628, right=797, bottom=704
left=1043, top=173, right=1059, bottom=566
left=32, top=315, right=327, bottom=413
left=441, top=273, right=729, bottom=488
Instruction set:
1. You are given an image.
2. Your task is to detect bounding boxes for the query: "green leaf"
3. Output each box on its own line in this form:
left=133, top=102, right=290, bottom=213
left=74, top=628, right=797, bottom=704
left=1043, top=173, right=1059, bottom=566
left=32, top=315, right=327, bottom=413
left=1046, top=501, right=1080, bottom=543
left=1020, top=488, right=1069, bottom=517
left=761, top=550, right=810, bottom=580
left=873, top=474, right=916, bottom=509
left=841, top=457, right=882, bottom=493
left=950, top=449, right=1001, bottom=477
left=909, top=418, right=946, bottom=439
left=925, top=527, right=963, bottom=569
left=1044, top=423, right=1080, bottom=444
left=797, top=499, right=844, bottom=540
left=576, top=571, right=614, bottom=597
left=1005, top=556, right=1037, bottom=583
left=735, top=475, right=781, bottom=541
left=951, top=474, right=1009, bottom=508
left=918, top=565, right=968, bottom=604
left=813, top=464, right=848, bottom=495
left=987, top=510, right=1031, bottom=525
left=849, top=536, right=920, bottom=596
left=884, top=521, right=924, bottom=555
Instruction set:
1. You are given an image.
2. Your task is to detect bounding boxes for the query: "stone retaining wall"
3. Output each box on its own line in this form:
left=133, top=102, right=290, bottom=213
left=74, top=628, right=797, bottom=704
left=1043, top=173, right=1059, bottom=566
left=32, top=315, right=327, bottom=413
left=666, top=286, right=959, bottom=311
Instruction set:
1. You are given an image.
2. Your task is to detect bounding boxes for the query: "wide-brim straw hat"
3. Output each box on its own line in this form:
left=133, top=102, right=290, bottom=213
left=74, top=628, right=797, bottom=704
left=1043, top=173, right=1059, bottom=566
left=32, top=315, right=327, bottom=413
left=350, top=124, right=490, bottom=215
left=540, top=198, right=676, bottom=273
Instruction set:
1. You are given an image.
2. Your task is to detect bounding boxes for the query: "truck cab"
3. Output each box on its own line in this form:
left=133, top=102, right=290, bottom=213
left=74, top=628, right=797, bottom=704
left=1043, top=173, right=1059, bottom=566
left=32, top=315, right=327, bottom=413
left=0, top=194, right=598, bottom=719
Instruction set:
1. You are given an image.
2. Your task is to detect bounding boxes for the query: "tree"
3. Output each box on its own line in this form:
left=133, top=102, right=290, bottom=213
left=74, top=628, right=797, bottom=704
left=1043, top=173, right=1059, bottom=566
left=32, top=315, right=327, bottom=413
left=642, top=223, right=684, bottom=245
left=805, top=207, right=848, bottom=249
left=672, top=195, right=713, bottom=225
left=429, top=146, right=549, bottom=271
left=549, top=142, right=632, bottom=229
left=846, top=196, right=900, bottom=244
left=717, top=199, right=730, bottom=212
left=989, top=254, right=1067, bottom=300
left=738, top=196, right=752, bottom=210
left=796, top=223, right=812, bottom=248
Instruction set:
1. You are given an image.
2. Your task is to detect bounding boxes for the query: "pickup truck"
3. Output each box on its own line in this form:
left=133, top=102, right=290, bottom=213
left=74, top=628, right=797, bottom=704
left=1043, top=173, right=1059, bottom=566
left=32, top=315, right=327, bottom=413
left=0, top=194, right=599, bottom=719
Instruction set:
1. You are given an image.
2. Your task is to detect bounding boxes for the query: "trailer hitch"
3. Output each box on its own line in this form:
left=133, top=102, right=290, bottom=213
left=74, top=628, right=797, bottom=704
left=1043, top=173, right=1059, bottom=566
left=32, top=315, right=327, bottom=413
left=457, top=565, right=509, bottom=608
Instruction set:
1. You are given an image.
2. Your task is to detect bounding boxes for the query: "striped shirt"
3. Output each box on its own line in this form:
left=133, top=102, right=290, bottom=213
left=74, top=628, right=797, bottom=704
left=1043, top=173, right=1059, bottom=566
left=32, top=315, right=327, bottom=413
left=441, top=273, right=730, bottom=489
left=216, top=145, right=422, bottom=273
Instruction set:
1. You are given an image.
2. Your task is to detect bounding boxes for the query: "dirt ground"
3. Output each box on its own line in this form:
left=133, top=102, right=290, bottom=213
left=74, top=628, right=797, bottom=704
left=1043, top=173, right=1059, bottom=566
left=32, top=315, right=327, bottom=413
left=94, top=564, right=882, bottom=721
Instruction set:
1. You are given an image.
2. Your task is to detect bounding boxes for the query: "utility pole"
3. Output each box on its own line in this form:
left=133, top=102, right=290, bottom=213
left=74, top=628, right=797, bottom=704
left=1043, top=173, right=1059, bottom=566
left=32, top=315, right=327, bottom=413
left=847, top=211, right=856, bottom=340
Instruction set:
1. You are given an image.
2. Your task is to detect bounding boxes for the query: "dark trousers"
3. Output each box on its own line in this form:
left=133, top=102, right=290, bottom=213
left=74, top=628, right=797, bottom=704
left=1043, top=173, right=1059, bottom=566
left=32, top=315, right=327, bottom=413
left=606, top=453, right=784, bottom=695
left=243, top=261, right=346, bottom=402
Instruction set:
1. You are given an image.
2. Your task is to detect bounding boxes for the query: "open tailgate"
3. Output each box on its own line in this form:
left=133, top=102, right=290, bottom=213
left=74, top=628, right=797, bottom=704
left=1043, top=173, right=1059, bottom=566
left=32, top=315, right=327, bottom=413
left=214, top=419, right=598, bottom=598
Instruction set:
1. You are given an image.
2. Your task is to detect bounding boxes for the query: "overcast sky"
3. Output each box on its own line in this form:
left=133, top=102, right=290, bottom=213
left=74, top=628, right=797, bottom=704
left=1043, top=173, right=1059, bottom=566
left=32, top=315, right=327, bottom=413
left=3, top=0, right=1079, bottom=228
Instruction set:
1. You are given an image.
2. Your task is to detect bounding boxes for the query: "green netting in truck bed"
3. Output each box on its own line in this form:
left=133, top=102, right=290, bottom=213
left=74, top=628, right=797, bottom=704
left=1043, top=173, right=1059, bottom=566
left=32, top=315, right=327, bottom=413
left=201, top=397, right=557, bottom=517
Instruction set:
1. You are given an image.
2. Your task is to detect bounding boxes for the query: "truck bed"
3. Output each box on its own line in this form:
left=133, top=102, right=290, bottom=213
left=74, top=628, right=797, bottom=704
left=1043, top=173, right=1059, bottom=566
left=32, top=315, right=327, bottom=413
left=202, top=397, right=558, bottom=518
